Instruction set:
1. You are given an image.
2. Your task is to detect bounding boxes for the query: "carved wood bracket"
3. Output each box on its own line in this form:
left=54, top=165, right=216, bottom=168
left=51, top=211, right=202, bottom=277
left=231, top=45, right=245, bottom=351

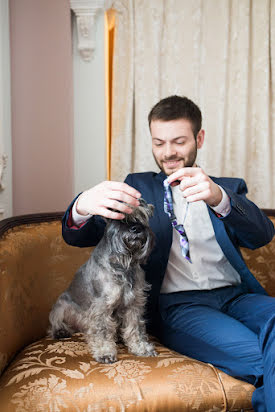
left=70, top=0, right=112, bottom=61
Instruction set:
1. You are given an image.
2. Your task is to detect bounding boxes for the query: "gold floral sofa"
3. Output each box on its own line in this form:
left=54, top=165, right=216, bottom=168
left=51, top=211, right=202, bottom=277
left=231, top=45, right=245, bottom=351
left=0, top=211, right=274, bottom=412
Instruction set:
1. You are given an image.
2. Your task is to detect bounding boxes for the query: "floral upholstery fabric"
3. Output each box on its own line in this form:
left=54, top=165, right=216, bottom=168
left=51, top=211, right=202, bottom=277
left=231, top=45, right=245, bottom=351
left=0, top=334, right=254, bottom=412
left=0, top=215, right=274, bottom=411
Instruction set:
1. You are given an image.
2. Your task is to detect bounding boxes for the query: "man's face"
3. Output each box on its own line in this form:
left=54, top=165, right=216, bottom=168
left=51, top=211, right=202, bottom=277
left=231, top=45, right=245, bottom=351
left=150, top=118, right=204, bottom=176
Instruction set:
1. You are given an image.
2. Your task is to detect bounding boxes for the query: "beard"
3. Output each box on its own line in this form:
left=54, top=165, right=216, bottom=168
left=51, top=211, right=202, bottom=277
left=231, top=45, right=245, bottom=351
left=152, top=144, right=198, bottom=176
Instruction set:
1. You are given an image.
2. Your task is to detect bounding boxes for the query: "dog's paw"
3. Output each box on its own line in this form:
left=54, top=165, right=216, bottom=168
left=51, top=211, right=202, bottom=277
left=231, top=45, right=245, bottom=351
left=138, top=348, right=158, bottom=357
left=129, top=343, right=158, bottom=357
left=147, top=349, right=158, bottom=357
left=95, top=354, right=118, bottom=364
left=53, top=329, right=71, bottom=340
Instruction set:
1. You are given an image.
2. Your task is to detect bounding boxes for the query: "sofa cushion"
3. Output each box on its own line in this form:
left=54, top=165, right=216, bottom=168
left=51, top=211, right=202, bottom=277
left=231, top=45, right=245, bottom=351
left=0, top=334, right=254, bottom=412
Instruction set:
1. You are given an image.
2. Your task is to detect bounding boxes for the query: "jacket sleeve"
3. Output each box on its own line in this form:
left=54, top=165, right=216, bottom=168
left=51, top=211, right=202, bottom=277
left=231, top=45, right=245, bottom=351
left=219, top=179, right=275, bottom=249
left=62, top=194, right=106, bottom=248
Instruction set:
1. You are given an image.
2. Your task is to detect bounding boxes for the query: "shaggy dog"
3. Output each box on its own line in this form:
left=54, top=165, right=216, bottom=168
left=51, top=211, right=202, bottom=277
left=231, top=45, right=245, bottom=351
left=48, top=199, right=157, bottom=363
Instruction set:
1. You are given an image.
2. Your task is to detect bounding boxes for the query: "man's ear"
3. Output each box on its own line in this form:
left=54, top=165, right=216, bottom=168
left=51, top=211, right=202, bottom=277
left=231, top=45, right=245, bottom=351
left=196, top=129, right=205, bottom=149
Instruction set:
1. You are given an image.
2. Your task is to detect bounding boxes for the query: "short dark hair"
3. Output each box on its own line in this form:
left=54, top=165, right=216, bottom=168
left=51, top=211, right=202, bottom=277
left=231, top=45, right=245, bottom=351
left=148, top=95, right=202, bottom=138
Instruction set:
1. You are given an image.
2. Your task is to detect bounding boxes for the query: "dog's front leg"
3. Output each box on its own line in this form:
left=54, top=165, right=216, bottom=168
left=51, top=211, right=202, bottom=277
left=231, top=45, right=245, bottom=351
left=85, top=304, right=118, bottom=364
left=121, top=304, right=157, bottom=357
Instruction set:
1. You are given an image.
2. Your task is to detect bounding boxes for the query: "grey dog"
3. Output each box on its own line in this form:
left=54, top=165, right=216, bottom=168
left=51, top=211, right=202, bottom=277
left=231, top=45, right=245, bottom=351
left=48, top=199, right=157, bottom=363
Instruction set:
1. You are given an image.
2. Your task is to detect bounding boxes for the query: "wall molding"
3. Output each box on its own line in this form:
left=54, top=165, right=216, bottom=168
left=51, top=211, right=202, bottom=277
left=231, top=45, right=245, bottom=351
left=70, top=0, right=112, bottom=61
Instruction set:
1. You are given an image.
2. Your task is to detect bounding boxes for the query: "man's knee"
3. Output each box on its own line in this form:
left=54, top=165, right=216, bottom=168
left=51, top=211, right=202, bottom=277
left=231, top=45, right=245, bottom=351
left=259, top=313, right=275, bottom=352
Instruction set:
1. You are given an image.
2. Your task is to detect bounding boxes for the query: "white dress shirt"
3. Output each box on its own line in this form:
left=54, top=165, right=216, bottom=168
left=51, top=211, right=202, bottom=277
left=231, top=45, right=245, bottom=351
left=71, top=198, right=92, bottom=226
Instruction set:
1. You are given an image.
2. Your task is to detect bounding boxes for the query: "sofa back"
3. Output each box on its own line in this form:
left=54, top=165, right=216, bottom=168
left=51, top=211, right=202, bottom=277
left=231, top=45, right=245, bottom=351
left=0, top=211, right=274, bottom=376
left=0, top=213, right=92, bottom=375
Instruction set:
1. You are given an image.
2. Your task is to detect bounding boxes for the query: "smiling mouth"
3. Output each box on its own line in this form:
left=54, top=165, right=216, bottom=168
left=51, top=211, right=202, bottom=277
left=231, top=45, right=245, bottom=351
left=163, top=160, right=182, bottom=168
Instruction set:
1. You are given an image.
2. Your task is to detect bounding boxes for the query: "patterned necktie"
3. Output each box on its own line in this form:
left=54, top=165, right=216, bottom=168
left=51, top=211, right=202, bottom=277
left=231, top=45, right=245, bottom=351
left=163, top=178, right=191, bottom=263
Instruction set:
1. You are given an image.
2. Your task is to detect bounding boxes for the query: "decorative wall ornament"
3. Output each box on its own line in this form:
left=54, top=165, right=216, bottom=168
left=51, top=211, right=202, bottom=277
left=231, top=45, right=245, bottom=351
left=70, top=0, right=113, bottom=61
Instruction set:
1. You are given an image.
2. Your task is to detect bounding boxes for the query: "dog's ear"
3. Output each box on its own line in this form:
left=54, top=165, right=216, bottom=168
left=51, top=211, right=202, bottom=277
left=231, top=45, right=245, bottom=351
left=139, top=198, right=154, bottom=218
left=147, top=203, right=154, bottom=217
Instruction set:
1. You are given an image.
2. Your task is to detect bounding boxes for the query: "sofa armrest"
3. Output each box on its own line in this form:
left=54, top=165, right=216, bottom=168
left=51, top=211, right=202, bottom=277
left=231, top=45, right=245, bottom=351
left=0, top=213, right=92, bottom=376
left=241, top=211, right=275, bottom=297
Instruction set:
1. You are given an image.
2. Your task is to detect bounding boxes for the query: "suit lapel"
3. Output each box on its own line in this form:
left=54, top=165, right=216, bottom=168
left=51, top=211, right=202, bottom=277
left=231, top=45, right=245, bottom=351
left=207, top=176, right=240, bottom=266
left=153, top=172, right=173, bottom=255
left=207, top=207, right=243, bottom=267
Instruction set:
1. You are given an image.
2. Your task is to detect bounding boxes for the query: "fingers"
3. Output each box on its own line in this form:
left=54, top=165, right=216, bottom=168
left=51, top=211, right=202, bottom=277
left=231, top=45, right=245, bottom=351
left=166, top=167, right=221, bottom=205
left=107, top=189, right=140, bottom=208
left=180, top=176, right=200, bottom=191
left=105, top=181, right=141, bottom=202
left=179, top=173, right=207, bottom=191
left=181, top=181, right=211, bottom=202
left=103, top=199, right=134, bottom=215
left=95, top=207, right=126, bottom=220
left=76, top=181, right=142, bottom=220
left=167, top=167, right=202, bottom=184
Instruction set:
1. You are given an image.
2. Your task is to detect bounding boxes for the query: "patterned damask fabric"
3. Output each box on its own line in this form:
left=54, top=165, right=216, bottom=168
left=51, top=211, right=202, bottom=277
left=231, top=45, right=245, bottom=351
left=0, top=334, right=254, bottom=412
left=110, top=0, right=275, bottom=208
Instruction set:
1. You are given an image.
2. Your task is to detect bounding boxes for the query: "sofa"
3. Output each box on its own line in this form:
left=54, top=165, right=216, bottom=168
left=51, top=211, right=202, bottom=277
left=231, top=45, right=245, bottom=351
left=0, top=210, right=274, bottom=412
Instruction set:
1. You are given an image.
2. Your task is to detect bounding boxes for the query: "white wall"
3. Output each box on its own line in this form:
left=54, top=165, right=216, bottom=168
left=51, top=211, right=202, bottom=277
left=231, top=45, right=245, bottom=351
left=72, top=9, right=107, bottom=197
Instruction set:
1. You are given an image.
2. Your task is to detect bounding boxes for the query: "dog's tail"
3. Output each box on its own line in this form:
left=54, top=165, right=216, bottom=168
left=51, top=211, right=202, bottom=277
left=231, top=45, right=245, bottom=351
left=48, top=296, right=75, bottom=339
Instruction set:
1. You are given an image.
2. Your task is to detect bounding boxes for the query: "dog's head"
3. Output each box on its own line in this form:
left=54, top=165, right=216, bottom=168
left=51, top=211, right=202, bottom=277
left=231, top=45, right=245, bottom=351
left=123, top=198, right=154, bottom=225
left=106, top=199, right=155, bottom=267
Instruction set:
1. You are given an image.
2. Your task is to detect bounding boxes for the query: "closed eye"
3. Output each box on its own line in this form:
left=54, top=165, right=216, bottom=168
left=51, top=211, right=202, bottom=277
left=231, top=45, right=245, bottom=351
left=175, top=138, right=186, bottom=145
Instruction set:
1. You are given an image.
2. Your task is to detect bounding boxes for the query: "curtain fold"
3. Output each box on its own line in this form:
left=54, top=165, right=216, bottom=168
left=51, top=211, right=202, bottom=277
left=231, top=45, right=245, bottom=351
left=111, top=0, right=275, bottom=208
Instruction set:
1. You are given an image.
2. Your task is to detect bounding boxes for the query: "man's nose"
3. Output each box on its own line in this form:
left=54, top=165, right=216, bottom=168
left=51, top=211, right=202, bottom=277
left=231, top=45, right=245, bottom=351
left=164, top=143, right=176, bottom=158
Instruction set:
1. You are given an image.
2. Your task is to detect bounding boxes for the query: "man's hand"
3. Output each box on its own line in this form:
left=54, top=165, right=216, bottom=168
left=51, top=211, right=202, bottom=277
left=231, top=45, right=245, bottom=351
left=76, top=181, right=141, bottom=220
left=167, top=167, right=222, bottom=207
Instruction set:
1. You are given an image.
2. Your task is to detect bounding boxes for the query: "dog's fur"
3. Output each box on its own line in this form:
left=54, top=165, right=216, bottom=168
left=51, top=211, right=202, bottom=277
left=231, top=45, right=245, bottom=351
left=48, top=199, right=157, bottom=363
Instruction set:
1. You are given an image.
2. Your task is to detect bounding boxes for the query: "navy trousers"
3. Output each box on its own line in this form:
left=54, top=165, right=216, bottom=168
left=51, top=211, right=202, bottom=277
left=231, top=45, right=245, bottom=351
left=158, top=284, right=275, bottom=412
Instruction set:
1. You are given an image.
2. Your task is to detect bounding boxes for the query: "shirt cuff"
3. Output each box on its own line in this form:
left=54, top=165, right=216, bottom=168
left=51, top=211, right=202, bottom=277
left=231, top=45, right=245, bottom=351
left=211, top=186, right=231, bottom=217
left=71, top=198, right=93, bottom=226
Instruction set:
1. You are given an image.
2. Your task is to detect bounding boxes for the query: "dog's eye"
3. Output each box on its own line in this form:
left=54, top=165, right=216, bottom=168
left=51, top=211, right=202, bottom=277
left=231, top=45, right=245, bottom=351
left=129, top=224, right=142, bottom=233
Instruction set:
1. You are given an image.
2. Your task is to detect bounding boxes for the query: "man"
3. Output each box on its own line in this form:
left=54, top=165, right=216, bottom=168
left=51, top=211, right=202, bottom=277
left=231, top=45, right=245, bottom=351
left=63, top=96, right=275, bottom=412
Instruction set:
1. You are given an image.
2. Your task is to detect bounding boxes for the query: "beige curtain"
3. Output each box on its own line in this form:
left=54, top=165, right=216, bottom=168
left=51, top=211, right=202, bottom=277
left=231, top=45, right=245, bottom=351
left=111, top=0, right=275, bottom=208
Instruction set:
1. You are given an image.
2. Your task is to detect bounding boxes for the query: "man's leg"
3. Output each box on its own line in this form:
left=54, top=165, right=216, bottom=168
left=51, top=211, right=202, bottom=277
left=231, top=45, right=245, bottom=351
left=225, top=293, right=275, bottom=412
left=158, top=289, right=265, bottom=411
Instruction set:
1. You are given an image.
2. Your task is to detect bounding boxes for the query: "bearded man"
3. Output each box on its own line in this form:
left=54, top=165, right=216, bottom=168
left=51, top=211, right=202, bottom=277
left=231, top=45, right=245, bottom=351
left=63, top=95, right=275, bottom=412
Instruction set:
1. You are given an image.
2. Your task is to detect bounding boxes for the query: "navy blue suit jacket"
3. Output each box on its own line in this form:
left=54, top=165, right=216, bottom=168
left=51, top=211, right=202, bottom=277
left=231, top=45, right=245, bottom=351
left=62, top=172, right=275, bottom=332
